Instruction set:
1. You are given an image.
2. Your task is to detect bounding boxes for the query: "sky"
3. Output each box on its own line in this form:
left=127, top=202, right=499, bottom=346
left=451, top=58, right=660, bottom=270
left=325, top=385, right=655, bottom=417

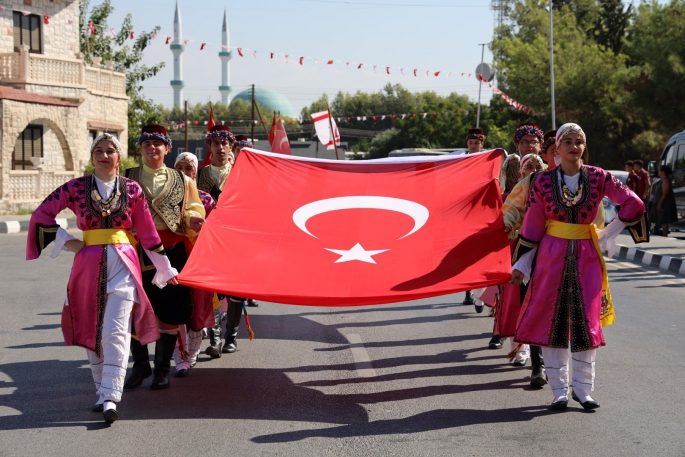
left=104, top=0, right=501, bottom=114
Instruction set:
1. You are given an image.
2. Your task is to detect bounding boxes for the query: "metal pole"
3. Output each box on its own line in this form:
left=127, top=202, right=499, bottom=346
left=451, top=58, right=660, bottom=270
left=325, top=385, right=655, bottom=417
left=549, top=0, right=556, bottom=129
left=184, top=100, right=188, bottom=152
left=476, top=43, right=486, bottom=128
left=250, top=84, right=255, bottom=142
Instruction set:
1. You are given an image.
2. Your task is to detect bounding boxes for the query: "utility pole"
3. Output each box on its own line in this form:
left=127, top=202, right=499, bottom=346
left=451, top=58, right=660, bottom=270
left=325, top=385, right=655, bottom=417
left=476, top=43, right=486, bottom=128
left=250, top=84, right=255, bottom=142
left=184, top=100, right=188, bottom=152
left=549, top=0, right=556, bottom=129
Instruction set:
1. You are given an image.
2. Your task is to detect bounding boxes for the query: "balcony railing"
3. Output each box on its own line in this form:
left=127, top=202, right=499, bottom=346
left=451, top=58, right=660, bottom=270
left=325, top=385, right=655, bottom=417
left=8, top=170, right=79, bottom=202
left=0, top=47, right=127, bottom=98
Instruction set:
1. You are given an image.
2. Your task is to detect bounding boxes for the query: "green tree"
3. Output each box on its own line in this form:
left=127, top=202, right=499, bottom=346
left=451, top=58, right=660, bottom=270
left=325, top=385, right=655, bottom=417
left=80, top=0, right=165, bottom=157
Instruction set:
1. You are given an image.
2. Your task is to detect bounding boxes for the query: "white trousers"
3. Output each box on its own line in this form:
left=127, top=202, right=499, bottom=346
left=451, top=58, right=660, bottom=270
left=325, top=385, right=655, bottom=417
left=86, top=294, right=134, bottom=403
left=542, top=347, right=596, bottom=397
left=173, top=325, right=203, bottom=370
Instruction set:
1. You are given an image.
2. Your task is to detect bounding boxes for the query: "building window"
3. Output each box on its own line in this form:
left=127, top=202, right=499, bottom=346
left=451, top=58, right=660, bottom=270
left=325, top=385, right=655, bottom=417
left=13, top=125, right=44, bottom=170
left=13, top=11, right=42, bottom=53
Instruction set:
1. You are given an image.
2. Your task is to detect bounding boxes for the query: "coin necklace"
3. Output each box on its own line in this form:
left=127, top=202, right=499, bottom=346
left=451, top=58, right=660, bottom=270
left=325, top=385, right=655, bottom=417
left=91, top=175, right=121, bottom=217
left=558, top=168, right=583, bottom=207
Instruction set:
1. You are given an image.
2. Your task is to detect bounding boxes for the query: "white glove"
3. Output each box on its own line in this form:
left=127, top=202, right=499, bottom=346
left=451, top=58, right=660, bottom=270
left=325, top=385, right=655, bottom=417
left=597, top=218, right=625, bottom=258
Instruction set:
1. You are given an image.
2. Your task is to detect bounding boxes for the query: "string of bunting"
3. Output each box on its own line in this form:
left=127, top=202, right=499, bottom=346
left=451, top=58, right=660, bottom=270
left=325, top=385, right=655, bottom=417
left=71, top=18, right=533, bottom=114
left=163, top=106, right=518, bottom=130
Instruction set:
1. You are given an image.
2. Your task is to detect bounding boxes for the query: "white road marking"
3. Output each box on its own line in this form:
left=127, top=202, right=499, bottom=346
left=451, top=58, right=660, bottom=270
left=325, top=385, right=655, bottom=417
left=606, top=258, right=685, bottom=286
left=344, top=333, right=377, bottom=378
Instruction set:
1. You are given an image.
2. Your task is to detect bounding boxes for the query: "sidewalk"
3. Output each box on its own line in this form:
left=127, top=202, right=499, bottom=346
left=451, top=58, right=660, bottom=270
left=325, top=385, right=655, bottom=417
left=614, top=231, right=685, bottom=276
left=0, top=211, right=75, bottom=234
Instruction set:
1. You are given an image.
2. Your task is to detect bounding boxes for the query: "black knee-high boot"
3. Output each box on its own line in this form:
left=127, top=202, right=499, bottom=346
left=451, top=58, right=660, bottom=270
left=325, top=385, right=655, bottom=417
left=151, top=333, right=178, bottom=390
left=205, top=306, right=222, bottom=358
left=123, top=337, right=151, bottom=391
left=223, top=298, right=243, bottom=353
left=530, top=345, right=547, bottom=387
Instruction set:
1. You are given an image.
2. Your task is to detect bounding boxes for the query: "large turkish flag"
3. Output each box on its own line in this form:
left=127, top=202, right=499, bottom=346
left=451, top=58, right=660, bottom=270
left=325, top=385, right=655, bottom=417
left=178, top=149, right=510, bottom=306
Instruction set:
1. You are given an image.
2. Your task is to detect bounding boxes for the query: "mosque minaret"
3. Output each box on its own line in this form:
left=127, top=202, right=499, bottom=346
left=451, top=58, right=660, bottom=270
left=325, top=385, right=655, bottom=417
left=170, top=0, right=185, bottom=108
left=218, top=9, right=233, bottom=105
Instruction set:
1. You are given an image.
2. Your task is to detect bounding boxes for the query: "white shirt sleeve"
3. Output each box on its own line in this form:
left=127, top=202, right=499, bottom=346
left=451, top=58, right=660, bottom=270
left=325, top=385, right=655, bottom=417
left=144, top=247, right=179, bottom=289
left=51, top=227, right=77, bottom=259
left=512, top=246, right=538, bottom=285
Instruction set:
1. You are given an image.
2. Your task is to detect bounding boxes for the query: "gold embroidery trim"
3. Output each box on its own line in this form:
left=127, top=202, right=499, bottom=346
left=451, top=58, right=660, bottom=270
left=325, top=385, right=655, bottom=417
left=38, top=226, right=59, bottom=251
left=624, top=215, right=648, bottom=243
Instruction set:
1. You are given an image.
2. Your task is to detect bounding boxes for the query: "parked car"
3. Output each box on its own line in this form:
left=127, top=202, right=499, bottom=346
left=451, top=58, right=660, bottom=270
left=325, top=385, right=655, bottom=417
left=603, top=170, right=629, bottom=225
left=648, top=129, right=685, bottom=231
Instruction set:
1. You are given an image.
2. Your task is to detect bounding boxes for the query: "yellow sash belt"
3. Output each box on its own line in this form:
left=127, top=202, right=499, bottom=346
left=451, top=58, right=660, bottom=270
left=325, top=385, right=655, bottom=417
left=546, top=220, right=614, bottom=327
left=83, top=229, right=137, bottom=247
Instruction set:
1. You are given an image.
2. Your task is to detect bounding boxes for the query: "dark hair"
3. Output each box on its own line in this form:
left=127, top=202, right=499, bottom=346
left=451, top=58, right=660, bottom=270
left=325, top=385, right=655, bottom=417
left=634, top=159, right=643, bottom=167
left=660, top=164, right=672, bottom=176
left=624, top=160, right=634, bottom=167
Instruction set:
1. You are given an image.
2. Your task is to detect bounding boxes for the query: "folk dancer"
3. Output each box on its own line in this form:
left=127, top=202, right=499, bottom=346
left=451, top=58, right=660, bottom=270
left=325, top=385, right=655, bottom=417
left=463, top=128, right=485, bottom=309
left=26, top=134, right=177, bottom=423
left=511, top=123, right=648, bottom=410
left=123, top=125, right=206, bottom=391
left=196, top=125, right=236, bottom=358
left=172, top=152, right=217, bottom=376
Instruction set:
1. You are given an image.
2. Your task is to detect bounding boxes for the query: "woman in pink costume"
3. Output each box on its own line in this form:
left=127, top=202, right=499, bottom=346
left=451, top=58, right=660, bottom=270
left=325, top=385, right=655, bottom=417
left=511, top=124, right=648, bottom=410
left=26, top=134, right=177, bottom=423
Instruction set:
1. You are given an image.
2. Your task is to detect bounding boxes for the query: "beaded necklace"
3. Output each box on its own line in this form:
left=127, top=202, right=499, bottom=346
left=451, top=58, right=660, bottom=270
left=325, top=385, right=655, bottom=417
left=91, top=175, right=122, bottom=217
left=558, top=167, right=583, bottom=207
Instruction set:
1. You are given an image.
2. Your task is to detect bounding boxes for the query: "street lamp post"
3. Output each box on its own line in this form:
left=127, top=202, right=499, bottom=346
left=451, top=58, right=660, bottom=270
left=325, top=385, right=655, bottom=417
left=549, top=0, right=556, bottom=129
left=476, top=43, right=486, bottom=128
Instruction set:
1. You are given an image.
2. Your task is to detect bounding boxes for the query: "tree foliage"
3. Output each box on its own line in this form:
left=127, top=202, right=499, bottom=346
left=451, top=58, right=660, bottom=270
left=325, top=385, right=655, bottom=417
left=80, top=0, right=165, bottom=156
left=491, top=0, right=685, bottom=168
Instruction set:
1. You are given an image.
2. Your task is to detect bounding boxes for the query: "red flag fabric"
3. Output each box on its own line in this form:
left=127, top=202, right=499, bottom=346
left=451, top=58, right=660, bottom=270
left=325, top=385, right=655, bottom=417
left=178, top=149, right=510, bottom=305
left=268, top=112, right=277, bottom=145
left=271, top=119, right=292, bottom=155
left=199, top=108, right=216, bottom=169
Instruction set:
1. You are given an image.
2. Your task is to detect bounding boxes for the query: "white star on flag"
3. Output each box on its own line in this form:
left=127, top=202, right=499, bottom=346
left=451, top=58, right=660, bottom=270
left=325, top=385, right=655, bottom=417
left=325, top=243, right=389, bottom=264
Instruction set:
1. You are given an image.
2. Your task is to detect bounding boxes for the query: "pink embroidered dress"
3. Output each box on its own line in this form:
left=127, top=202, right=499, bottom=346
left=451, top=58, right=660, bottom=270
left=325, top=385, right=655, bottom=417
left=26, top=175, right=168, bottom=356
left=512, top=166, right=647, bottom=352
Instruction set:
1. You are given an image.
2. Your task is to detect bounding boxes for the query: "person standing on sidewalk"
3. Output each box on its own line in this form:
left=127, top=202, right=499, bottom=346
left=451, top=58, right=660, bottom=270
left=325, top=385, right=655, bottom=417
left=511, top=123, right=648, bottom=410
left=634, top=160, right=651, bottom=205
left=625, top=160, right=637, bottom=192
left=654, top=165, right=678, bottom=236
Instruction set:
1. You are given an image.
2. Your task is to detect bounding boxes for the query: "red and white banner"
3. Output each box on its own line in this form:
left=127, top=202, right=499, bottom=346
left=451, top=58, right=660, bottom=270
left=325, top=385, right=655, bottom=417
left=271, top=119, right=292, bottom=155
left=312, top=111, right=340, bottom=150
left=177, top=149, right=511, bottom=306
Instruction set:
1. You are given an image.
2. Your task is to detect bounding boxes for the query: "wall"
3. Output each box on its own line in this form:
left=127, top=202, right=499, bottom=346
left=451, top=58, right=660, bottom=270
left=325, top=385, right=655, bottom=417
left=0, top=0, right=80, bottom=60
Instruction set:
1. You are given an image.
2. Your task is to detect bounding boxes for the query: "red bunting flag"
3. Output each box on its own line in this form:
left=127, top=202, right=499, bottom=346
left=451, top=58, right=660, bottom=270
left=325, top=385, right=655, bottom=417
left=110, top=27, right=116, bottom=37
left=386, top=67, right=390, bottom=75
left=315, top=58, right=320, bottom=64
left=284, top=55, right=289, bottom=63
left=434, top=71, right=440, bottom=77
left=130, top=31, right=134, bottom=39
left=237, top=47, right=244, bottom=57
left=413, top=69, right=417, bottom=77
left=299, top=56, right=304, bottom=65
left=151, top=33, right=156, bottom=39
left=253, top=50, right=257, bottom=59
left=43, top=15, right=49, bottom=25
left=177, top=149, right=510, bottom=306
left=327, top=60, right=334, bottom=65
left=200, top=43, right=206, bottom=50
left=346, top=62, right=350, bottom=66
left=270, top=52, right=274, bottom=59
left=373, top=65, right=377, bottom=73
left=87, top=22, right=95, bottom=35
left=165, top=36, right=171, bottom=45
left=358, top=63, right=363, bottom=69
left=400, top=68, right=404, bottom=76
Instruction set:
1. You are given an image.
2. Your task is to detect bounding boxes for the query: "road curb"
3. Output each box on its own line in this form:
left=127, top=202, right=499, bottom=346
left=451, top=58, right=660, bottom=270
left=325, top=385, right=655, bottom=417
left=0, top=218, right=74, bottom=234
left=614, top=243, right=685, bottom=276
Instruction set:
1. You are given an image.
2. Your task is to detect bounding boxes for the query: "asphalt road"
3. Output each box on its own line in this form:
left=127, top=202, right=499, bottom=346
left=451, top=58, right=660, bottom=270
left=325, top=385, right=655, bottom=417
left=0, top=231, right=684, bottom=457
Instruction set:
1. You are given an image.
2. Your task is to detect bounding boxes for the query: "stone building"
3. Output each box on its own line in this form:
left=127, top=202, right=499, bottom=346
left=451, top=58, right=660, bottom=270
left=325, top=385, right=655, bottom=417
left=0, top=0, right=128, bottom=213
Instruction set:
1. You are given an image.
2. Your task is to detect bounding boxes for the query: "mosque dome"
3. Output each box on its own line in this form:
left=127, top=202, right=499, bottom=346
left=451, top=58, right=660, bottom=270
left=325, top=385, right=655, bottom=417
left=232, top=87, right=296, bottom=118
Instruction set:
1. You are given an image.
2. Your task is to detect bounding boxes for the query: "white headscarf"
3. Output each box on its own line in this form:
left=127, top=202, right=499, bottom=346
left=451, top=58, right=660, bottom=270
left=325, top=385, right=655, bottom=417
left=555, top=123, right=586, bottom=147
left=520, top=153, right=546, bottom=176
left=91, top=133, right=122, bottom=154
left=174, top=152, right=198, bottom=172
left=499, top=153, right=521, bottom=193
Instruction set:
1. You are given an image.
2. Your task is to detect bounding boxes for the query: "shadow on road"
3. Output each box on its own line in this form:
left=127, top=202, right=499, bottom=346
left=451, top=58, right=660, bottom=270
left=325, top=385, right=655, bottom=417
left=250, top=406, right=560, bottom=443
